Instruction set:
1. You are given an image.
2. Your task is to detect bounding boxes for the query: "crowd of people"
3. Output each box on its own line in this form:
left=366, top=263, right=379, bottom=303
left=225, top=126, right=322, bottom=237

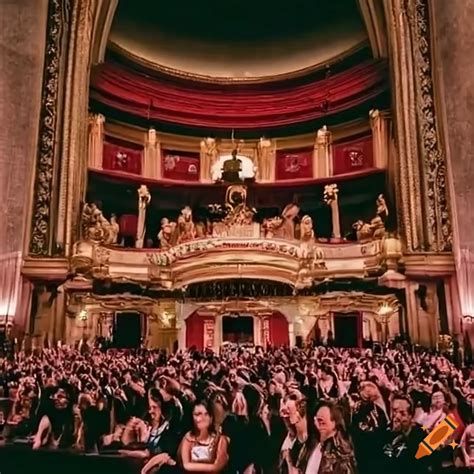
left=0, top=341, right=473, bottom=473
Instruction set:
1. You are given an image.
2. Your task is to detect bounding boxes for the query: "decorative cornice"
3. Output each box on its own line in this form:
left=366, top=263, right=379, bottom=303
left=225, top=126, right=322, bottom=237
left=22, top=257, right=69, bottom=281
left=412, top=0, right=452, bottom=252
left=29, top=0, right=66, bottom=256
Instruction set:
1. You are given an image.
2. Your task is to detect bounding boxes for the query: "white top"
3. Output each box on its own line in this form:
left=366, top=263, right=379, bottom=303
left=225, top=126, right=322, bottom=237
left=305, top=443, right=323, bottom=474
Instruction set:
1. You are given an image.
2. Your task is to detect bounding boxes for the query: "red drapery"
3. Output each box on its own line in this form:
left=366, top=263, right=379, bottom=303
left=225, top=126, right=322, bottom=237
left=91, top=60, right=388, bottom=129
left=269, top=311, right=290, bottom=346
left=162, top=150, right=200, bottom=181
left=275, top=147, right=313, bottom=181
left=333, top=135, right=374, bottom=175
left=186, top=312, right=204, bottom=350
left=103, top=136, right=143, bottom=175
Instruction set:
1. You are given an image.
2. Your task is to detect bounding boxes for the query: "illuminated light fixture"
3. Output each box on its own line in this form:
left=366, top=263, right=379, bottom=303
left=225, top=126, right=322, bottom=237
left=78, top=309, right=88, bottom=321
left=377, top=302, right=394, bottom=317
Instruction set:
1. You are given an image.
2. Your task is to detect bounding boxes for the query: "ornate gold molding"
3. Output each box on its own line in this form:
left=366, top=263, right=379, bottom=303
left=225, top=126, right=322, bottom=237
left=385, top=0, right=452, bottom=253
left=29, top=0, right=66, bottom=256
left=412, top=0, right=452, bottom=252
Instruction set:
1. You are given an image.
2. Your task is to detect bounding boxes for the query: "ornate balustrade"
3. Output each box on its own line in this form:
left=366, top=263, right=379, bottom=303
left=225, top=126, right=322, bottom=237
left=71, top=237, right=390, bottom=290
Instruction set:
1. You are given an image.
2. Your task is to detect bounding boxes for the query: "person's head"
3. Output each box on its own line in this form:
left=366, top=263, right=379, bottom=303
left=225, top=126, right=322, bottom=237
left=284, top=392, right=307, bottom=426
left=314, top=401, right=345, bottom=442
left=360, top=381, right=380, bottom=402
left=390, top=395, right=414, bottom=433
left=431, top=390, right=447, bottom=410
left=158, top=376, right=180, bottom=402
left=192, top=400, right=215, bottom=436
left=52, top=386, right=70, bottom=410
left=148, top=388, right=164, bottom=424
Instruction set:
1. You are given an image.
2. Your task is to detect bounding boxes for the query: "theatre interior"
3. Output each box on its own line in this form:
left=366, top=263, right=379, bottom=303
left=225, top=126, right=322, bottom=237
left=2, top=0, right=474, bottom=358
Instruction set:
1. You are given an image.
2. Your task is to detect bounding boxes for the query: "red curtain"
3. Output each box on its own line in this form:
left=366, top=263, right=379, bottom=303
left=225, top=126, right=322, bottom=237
left=275, top=148, right=313, bottom=181
left=186, top=312, right=204, bottom=350
left=91, top=60, right=388, bottom=129
left=103, top=137, right=143, bottom=175
left=162, top=150, right=200, bottom=181
left=118, top=214, right=138, bottom=238
left=269, top=311, right=290, bottom=346
left=333, top=135, right=373, bottom=175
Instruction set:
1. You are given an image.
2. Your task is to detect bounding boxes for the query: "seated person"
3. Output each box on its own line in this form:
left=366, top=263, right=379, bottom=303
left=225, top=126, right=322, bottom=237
left=118, top=389, right=179, bottom=473
left=32, top=382, right=75, bottom=449
left=178, top=400, right=228, bottom=473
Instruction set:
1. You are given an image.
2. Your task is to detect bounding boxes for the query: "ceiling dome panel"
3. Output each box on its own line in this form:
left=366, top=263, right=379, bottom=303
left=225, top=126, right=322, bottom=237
left=109, top=0, right=368, bottom=81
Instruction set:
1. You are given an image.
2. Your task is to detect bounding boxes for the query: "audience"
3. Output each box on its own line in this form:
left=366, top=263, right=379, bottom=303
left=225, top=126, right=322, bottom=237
left=0, top=340, right=473, bottom=473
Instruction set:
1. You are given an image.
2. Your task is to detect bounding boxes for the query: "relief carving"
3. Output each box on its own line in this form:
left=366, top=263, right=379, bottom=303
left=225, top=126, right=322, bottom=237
left=413, top=0, right=452, bottom=251
left=29, top=0, right=65, bottom=255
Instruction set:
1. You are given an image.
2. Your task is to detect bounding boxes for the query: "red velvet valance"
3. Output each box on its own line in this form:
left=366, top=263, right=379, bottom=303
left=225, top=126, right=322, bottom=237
left=162, top=150, right=200, bottom=181
left=103, top=136, right=143, bottom=175
left=275, top=147, right=313, bottom=181
left=91, top=60, right=388, bottom=129
left=333, top=135, right=374, bottom=175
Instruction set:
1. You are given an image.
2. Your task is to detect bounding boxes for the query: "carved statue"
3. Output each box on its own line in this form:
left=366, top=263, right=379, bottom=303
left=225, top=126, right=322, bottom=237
left=281, top=203, right=300, bottom=240
left=200, top=137, right=218, bottom=182
left=81, top=203, right=114, bottom=244
left=257, top=137, right=275, bottom=182
left=223, top=185, right=256, bottom=226
left=352, top=194, right=389, bottom=242
left=177, top=206, right=195, bottom=243
left=376, top=194, right=389, bottom=219
left=158, top=218, right=175, bottom=250
left=300, top=215, right=315, bottom=243
left=136, top=185, right=151, bottom=249
left=262, top=217, right=283, bottom=239
left=109, top=214, right=120, bottom=245
left=324, top=184, right=341, bottom=240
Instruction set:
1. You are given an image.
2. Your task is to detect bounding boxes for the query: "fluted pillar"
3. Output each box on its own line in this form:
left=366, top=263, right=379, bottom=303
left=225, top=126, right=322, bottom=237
left=313, top=125, right=332, bottom=179
left=88, top=113, right=105, bottom=169
left=384, top=0, right=452, bottom=253
left=143, top=128, right=161, bottom=179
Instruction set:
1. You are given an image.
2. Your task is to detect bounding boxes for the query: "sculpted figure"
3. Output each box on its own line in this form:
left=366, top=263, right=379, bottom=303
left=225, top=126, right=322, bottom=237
left=300, top=215, right=315, bottom=243
left=108, top=214, right=120, bottom=245
left=352, top=194, right=388, bottom=242
left=257, top=137, right=275, bottom=182
left=177, top=206, right=195, bottom=243
left=158, top=218, right=174, bottom=250
left=323, top=183, right=341, bottom=240
left=81, top=203, right=114, bottom=244
left=280, top=203, right=300, bottom=240
left=136, top=185, right=151, bottom=248
left=200, top=137, right=218, bottom=182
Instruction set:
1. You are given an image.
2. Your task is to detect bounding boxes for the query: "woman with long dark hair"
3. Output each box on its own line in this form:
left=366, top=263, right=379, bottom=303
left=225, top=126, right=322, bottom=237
left=179, top=399, right=229, bottom=473
left=118, top=389, right=179, bottom=474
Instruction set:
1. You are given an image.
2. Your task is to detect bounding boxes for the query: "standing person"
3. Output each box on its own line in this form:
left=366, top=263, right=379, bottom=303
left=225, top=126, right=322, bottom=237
left=304, top=401, right=357, bottom=474
left=350, top=381, right=388, bottom=472
left=178, top=400, right=229, bottom=473
left=379, top=394, right=429, bottom=474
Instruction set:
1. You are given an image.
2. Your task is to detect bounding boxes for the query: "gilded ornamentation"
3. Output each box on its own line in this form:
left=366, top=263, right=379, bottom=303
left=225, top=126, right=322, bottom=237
left=352, top=194, right=388, bottom=242
left=29, top=0, right=65, bottom=255
left=323, top=184, right=341, bottom=240
left=413, top=0, right=452, bottom=252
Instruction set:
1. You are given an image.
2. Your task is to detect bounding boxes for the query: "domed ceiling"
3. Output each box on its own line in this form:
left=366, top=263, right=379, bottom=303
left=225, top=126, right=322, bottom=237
left=109, top=0, right=368, bottom=81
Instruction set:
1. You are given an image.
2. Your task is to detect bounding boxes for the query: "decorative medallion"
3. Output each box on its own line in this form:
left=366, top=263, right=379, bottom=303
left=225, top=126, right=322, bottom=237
left=413, top=0, right=453, bottom=252
left=29, top=0, right=66, bottom=255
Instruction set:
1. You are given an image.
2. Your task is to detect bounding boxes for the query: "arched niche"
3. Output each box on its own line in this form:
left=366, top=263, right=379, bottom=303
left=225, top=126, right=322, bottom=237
left=211, top=154, right=256, bottom=181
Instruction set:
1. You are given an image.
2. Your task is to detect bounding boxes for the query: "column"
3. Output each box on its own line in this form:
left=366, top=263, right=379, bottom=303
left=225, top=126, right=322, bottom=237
left=369, top=109, right=390, bottom=169
left=384, top=0, right=453, bottom=252
left=313, top=126, right=332, bottom=179
left=88, top=114, right=105, bottom=169
left=143, top=128, right=161, bottom=180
